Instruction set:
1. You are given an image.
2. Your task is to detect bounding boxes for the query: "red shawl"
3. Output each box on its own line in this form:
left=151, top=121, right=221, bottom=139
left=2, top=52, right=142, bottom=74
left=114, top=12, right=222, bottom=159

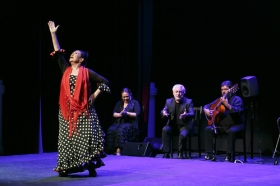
left=59, top=66, right=89, bottom=137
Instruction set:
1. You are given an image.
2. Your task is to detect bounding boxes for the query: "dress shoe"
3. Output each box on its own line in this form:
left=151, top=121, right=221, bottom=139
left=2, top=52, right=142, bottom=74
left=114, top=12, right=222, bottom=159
left=225, top=153, right=231, bottom=162
left=205, top=153, right=216, bottom=161
left=58, top=171, right=68, bottom=177
left=162, top=153, right=170, bottom=158
left=88, top=168, right=97, bottom=177
left=95, top=159, right=105, bottom=168
left=178, top=153, right=185, bottom=159
left=87, top=162, right=97, bottom=177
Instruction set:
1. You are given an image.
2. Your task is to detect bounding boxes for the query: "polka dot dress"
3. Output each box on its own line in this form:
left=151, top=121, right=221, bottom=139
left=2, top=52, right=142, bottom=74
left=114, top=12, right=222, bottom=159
left=54, top=75, right=106, bottom=173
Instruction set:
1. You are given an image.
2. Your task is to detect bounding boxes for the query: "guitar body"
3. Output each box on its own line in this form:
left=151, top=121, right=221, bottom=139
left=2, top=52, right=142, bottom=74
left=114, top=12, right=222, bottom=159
left=206, top=84, right=238, bottom=126
left=206, top=101, right=225, bottom=125
left=205, top=84, right=239, bottom=126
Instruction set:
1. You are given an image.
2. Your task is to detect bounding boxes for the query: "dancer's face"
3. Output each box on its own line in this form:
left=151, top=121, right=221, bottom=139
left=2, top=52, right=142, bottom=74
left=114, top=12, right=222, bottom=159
left=69, top=50, right=84, bottom=64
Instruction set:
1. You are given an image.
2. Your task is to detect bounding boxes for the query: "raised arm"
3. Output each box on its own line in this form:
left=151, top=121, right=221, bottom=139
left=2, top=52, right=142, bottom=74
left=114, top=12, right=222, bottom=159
left=48, top=21, right=61, bottom=51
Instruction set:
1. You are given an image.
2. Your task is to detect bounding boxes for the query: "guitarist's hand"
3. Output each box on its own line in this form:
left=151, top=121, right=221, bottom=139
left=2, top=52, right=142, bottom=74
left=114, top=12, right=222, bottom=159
left=221, top=97, right=228, bottom=105
left=179, top=109, right=188, bottom=119
left=204, top=108, right=212, bottom=117
left=221, top=97, right=231, bottom=109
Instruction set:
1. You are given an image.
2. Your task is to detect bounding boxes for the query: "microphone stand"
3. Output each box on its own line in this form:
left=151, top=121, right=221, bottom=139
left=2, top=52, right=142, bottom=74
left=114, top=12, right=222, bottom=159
left=211, top=121, right=217, bottom=157
left=273, top=117, right=280, bottom=165
left=250, top=102, right=254, bottom=159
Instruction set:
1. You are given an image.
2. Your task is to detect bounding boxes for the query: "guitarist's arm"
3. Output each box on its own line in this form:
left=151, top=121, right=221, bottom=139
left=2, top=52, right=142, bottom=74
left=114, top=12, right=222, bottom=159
left=204, top=108, right=211, bottom=117
left=203, top=100, right=217, bottom=116
left=226, top=96, right=244, bottom=113
left=221, top=97, right=232, bottom=111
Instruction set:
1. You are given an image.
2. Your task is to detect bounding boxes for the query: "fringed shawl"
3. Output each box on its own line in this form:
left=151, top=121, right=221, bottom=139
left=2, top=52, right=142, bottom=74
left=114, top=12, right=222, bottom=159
left=59, top=66, right=89, bottom=137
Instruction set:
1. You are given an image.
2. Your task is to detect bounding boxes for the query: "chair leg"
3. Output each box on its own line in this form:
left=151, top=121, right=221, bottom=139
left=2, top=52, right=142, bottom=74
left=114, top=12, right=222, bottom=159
left=243, top=136, right=247, bottom=162
left=198, top=135, right=201, bottom=158
left=213, top=137, right=217, bottom=156
left=170, top=137, right=173, bottom=158
left=188, top=135, right=191, bottom=158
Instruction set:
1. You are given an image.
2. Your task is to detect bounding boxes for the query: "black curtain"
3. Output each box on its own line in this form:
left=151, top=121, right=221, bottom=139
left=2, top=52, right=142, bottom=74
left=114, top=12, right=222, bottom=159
left=2, top=0, right=280, bottom=155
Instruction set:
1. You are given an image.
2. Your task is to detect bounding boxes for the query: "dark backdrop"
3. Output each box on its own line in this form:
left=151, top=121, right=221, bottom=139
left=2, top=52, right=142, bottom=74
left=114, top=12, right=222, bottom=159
left=1, top=0, right=280, bottom=155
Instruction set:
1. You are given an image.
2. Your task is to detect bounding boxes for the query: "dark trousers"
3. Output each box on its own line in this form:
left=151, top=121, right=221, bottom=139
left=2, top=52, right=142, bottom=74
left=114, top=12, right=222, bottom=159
left=204, top=124, right=245, bottom=154
left=162, top=125, right=189, bottom=153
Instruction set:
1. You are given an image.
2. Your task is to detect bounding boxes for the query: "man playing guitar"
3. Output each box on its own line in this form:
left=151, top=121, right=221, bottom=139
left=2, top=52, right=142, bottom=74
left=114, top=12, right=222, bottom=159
left=203, top=80, right=245, bottom=162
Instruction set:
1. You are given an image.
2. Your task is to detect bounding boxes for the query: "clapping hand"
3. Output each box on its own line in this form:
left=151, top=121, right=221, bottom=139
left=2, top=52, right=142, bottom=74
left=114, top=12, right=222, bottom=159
left=119, top=109, right=127, bottom=117
left=162, top=109, right=169, bottom=117
left=179, top=109, right=188, bottom=119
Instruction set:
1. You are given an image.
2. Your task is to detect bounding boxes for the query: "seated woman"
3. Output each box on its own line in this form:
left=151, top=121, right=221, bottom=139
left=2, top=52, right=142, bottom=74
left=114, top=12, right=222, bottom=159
left=106, top=88, right=141, bottom=155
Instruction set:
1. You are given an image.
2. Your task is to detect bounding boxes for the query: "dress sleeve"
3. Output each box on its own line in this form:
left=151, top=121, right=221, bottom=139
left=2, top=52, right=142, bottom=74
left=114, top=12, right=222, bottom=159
left=133, top=100, right=141, bottom=115
left=113, top=101, right=122, bottom=113
left=50, top=49, right=69, bottom=73
left=88, top=68, right=111, bottom=93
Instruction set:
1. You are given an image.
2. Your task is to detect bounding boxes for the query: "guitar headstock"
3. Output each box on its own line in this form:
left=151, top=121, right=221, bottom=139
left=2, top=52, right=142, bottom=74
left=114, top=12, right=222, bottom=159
left=228, top=84, right=239, bottom=95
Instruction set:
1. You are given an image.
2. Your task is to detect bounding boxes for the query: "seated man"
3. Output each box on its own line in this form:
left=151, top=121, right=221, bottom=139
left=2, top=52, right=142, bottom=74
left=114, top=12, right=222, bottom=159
left=203, top=80, right=245, bottom=162
left=160, top=84, right=194, bottom=159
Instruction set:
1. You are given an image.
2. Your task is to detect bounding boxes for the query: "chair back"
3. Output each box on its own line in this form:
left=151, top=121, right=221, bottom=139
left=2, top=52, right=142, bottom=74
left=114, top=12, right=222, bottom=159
left=191, top=106, right=203, bottom=136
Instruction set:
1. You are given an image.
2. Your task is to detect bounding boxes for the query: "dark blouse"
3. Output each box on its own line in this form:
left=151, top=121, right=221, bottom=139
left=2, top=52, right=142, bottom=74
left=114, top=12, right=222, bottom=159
left=112, top=100, right=141, bottom=128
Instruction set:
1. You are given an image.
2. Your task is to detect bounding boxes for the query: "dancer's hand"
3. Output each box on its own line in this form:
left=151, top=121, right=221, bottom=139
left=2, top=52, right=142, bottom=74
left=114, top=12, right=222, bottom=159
left=48, top=20, right=59, bottom=33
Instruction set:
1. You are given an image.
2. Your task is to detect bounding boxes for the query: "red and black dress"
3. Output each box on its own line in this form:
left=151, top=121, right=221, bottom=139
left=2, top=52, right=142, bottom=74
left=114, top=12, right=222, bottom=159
left=51, top=50, right=110, bottom=175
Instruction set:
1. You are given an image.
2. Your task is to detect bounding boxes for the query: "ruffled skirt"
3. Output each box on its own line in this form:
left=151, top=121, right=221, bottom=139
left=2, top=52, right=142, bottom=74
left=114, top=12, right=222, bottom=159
left=54, top=105, right=106, bottom=174
left=106, top=122, right=139, bottom=154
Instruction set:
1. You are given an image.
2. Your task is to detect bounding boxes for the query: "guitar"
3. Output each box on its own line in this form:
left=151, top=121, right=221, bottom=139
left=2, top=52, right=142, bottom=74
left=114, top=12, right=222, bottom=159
left=205, top=84, right=239, bottom=128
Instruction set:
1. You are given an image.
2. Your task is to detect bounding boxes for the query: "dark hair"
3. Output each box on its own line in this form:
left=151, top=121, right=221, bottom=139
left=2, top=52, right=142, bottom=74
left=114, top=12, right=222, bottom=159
left=79, top=50, right=89, bottom=67
left=121, top=88, right=133, bottom=99
left=221, top=80, right=232, bottom=88
left=121, top=88, right=134, bottom=108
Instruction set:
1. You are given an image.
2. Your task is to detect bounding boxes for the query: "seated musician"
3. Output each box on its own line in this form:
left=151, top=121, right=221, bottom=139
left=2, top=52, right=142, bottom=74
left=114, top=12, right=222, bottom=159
left=160, top=84, right=194, bottom=159
left=203, top=80, right=245, bottom=162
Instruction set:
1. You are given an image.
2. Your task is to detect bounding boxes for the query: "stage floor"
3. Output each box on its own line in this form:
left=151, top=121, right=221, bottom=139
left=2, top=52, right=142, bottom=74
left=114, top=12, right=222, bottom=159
left=0, top=152, right=280, bottom=186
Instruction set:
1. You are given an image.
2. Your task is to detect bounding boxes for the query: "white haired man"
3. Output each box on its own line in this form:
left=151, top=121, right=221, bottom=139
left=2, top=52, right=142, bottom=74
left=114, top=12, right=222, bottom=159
left=160, top=84, right=194, bottom=159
